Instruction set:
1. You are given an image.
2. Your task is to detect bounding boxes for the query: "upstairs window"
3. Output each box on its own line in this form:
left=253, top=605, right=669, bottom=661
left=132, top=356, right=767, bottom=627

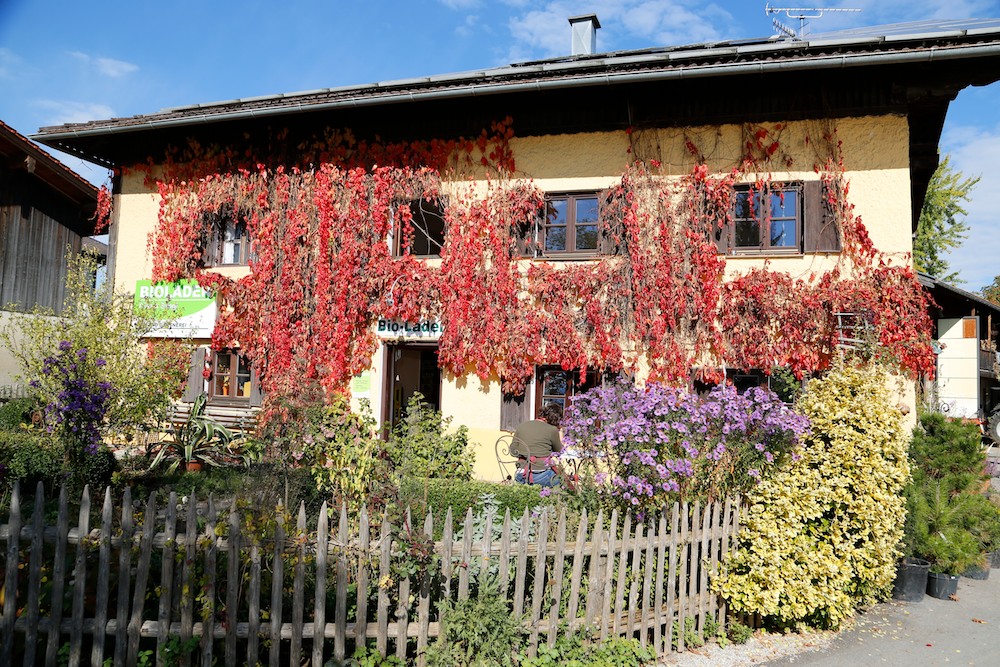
left=732, top=184, right=800, bottom=253
left=517, top=191, right=622, bottom=259
left=206, top=215, right=252, bottom=266
left=716, top=181, right=840, bottom=255
left=394, top=198, right=447, bottom=258
left=542, top=194, right=600, bottom=254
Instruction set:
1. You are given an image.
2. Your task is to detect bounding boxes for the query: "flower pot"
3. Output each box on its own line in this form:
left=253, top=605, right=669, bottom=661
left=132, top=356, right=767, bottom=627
left=926, top=571, right=960, bottom=599
left=990, top=549, right=1000, bottom=569
left=892, top=557, right=930, bottom=602
left=183, top=460, right=203, bottom=472
left=962, top=563, right=990, bottom=580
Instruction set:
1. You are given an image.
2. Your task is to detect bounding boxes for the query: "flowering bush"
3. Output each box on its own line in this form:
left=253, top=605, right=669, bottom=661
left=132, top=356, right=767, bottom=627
left=715, top=362, right=909, bottom=630
left=563, top=380, right=808, bottom=514
left=36, top=341, right=112, bottom=485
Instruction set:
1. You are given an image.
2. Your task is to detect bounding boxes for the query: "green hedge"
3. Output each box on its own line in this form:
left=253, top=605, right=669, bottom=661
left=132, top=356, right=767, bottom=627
left=0, top=429, right=65, bottom=491
left=400, top=477, right=545, bottom=519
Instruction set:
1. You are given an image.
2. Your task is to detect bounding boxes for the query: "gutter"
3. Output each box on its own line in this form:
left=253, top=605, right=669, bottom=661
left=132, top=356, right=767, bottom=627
left=34, top=42, right=1000, bottom=145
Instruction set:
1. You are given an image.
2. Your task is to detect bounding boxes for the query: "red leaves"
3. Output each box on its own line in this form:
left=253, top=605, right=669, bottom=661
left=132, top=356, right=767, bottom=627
left=145, top=122, right=933, bottom=404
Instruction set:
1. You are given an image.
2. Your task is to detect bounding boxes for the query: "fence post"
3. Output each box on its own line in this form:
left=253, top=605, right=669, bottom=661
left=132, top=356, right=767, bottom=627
left=68, top=485, right=90, bottom=667
left=1, top=481, right=21, bottom=663
left=44, top=485, right=70, bottom=667
left=269, top=503, right=285, bottom=667
left=113, top=487, right=134, bottom=666
left=90, top=487, right=114, bottom=667
left=23, top=482, right=46, bottom=667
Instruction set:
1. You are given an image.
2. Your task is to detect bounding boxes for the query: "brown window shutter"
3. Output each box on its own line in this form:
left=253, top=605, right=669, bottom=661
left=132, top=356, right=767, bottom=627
left=249, top=361, right=264, bottom=407
left=713, top=220, right=729, bottom=254
left=500, top=382, right=533, bottom=431
left=514, top=218, right=536, bottom=258
left=803, top=180, right=841, bottom=253
left=182, top=347, right=207, bottom=403
left=599, top=189, right=625, bottom=255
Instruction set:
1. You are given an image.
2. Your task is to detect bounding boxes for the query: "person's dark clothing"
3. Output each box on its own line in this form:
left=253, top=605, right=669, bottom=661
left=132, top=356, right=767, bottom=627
left=512, top=419, right=562, bottom=473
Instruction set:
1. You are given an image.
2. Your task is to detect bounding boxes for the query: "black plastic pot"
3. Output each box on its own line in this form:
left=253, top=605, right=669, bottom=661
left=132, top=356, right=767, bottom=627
left=963, top=563, right=990, bottom=580
left=892, top=557, right=930, bottom=602
left=926, top=571, right=960, bottom=599
left=991, top=550, right=1000, bottom=569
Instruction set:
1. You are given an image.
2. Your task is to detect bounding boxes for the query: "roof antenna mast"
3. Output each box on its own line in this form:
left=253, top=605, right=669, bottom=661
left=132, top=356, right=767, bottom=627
left=765, top=3, right=861, bottom=39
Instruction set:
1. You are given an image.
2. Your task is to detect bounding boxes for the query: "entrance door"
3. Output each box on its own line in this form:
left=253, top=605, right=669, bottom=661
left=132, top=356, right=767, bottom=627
left=384, top=344, right=441, bottom=430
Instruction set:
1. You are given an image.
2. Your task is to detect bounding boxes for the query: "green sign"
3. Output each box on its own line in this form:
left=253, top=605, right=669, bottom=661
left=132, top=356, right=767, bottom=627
left=134, top=280, right=217, bottom=338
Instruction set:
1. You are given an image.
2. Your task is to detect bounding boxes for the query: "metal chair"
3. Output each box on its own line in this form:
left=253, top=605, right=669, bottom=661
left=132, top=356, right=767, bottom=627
left=495, top=434, right=522, bottom=482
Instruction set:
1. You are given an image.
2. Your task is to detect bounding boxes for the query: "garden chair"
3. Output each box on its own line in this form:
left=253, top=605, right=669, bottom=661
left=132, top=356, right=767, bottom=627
left=495, top=434, right=522, bottom=482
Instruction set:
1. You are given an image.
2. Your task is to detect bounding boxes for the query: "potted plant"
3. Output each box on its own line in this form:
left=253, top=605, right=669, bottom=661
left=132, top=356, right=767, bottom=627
left=151, top=393, right=235, bottom=472
left=913, top=482, right=985, bottom=598
left=893, top=483, right=931, bottom=602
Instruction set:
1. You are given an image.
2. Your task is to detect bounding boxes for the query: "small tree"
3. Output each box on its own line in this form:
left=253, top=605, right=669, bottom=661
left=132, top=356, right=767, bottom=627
left=913, top=155, right=979, bottom=282
left=1, top=250, right=190, bottom=443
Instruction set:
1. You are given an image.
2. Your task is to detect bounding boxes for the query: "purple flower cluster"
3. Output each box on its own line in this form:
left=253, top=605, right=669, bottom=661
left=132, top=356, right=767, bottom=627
left=563, top=380, right=809, bottom=515
left=41, top=341, right=112, bottom=466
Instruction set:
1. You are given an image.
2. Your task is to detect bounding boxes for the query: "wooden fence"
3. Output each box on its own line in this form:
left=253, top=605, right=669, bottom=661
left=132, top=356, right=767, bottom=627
left=0, top=483, right=741, bottom=666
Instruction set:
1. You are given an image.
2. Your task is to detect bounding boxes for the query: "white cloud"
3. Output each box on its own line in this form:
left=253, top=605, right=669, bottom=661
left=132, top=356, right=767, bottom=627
left=68, top=51, right=138, bottom=78
left=33, top=99, right=116, bottom=126
left=456, top=14, right=480, bottom=37
left=506, top=1, right=736, bottom=61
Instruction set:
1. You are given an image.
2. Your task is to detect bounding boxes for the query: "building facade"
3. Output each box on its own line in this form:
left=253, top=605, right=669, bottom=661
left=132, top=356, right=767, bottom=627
left=34, top=19, right=1000, bottom=478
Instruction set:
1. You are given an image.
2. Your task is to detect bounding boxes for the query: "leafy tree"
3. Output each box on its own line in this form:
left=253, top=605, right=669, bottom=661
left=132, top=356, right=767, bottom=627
left=0, top=250, right=191, bottom=443
left=981, top=274, right=1000, bottom=306
left=913, top=155, right=979, bottom=282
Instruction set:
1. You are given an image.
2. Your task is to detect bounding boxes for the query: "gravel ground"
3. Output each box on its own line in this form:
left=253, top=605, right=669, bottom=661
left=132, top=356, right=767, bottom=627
left=656, top=629, right=837, bottom=667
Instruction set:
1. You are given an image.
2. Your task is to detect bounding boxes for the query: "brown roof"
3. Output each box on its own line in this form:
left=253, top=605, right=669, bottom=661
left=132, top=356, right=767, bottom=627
left=0, top=119, right=99, bottom=212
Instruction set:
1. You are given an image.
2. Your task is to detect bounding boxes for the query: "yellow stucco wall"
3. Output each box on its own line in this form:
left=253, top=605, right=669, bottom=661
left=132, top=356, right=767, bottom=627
left=110, top=115, right=915, bottom=479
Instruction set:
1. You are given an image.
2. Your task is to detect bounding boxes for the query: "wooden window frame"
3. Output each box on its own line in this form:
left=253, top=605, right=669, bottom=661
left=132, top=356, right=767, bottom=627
left=534, top=192, right=603, bottom=258
left=727, top=183, right=802, bottom=255
left=208, top=349, right=254, bottom=405
left=205, top=215, right=252, bottom=267
left=392, top=198, right=447, bottom=259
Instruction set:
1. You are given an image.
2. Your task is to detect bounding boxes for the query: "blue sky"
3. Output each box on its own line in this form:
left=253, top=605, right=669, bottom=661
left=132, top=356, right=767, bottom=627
left=2, top=0, right=1000, bottom=288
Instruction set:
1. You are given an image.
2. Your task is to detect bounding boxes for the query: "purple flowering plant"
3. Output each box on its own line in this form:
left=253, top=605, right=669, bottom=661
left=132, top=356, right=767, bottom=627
left=561, top=380, right=809, bottom=516
left=38, top=340, right=113, bottom=483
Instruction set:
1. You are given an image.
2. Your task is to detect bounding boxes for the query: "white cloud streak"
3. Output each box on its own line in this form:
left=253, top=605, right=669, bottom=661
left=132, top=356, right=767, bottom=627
left=33, top=100, right=116, bottom=126
left=69, top=51, right=138, bottom=78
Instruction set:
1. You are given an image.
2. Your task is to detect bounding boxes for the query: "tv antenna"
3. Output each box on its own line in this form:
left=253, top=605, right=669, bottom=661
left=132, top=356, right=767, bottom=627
left=765, top=4, right=861, bottom=39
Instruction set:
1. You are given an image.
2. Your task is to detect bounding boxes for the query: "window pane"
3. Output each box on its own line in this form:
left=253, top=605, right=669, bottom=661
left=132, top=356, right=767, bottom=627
left=575, top=224, right=598, bottom=250
left=545, top=226, right=567, bottom=252
left=735, top=219, right=760, bottom=247
left=544, top=200, right=567, bottom=252
left=770, top=190, right=796, bottom=218
left=770, top=219, right=797, bottom=247
left=409, top=200, right=447, bottom=256
left=576, top=198, right=599, bottom=223
left=542, top=397, right=566, bottom=410
left=541, top=370, right=568, bottom=397
left=214, top=354, right=232, bottom=396
left=734, top=191, right=754, bottom=219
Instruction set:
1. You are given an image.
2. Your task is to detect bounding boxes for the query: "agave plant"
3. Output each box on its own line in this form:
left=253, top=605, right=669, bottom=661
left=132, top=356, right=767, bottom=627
left=151, top=393, right=235, bottom=472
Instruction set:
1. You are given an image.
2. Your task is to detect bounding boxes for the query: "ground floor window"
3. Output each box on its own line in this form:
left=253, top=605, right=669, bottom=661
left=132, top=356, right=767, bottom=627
left=210, top=349, right=253, bottom=403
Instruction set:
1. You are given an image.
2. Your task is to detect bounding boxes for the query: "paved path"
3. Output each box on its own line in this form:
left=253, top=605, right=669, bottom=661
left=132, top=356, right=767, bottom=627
left=762, top=571, right=1000, bottom=666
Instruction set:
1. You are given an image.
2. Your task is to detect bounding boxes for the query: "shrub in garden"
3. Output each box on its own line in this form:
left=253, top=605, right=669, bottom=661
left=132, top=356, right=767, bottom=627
left=400, top=477, right=544, bottom=520
left=0, top=397, right=37, bottom=430
left=909, top=412, right=985, bottom=493
left=386, top=392, right=474, bottom=479
left=0, top=429, right=65, bottom=493
left=0, top=251, right=190, bottom=443
left=37, top=341, right=113, bottom=487
left=296, top=393, right=397, bottom=514
left=563, top=380, right=808, bottom=516
left=716, top=362, right=909, bottom=630
left=425, top=578, right=526, bottom=667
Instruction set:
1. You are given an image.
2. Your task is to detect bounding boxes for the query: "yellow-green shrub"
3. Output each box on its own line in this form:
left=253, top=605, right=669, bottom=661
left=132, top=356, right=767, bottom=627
left=715, top=362, right=909, bottom=629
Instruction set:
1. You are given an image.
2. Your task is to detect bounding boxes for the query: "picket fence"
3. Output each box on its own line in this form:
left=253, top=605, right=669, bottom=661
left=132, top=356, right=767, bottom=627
left=0, top=483, right=741, bottom=667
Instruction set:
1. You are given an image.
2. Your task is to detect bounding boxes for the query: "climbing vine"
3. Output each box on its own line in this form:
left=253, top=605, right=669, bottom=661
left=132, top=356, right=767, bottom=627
left=136, top=118, right=933, bottom=410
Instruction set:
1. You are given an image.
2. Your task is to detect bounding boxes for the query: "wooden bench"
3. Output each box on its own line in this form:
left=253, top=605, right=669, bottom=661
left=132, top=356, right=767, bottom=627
left=169, top=401, right=260, bottom=434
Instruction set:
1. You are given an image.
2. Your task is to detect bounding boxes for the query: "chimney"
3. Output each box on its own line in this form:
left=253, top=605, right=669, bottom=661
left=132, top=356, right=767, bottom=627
left=569, top=14, right=601, bottom=56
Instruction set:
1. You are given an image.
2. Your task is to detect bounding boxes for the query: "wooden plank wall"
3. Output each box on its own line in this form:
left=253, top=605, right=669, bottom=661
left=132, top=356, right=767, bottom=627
left=0, top=202, right=82, bottom=313
left=0, top=483, right=741, bottom=667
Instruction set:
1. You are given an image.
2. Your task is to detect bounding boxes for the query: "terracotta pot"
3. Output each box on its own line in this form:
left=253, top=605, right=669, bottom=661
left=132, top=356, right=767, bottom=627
left=184, top=460, right=203, bottom=472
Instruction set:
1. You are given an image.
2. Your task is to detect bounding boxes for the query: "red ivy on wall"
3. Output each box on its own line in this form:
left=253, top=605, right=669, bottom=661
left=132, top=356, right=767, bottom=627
left=139, top=120, right=933, bottom=405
